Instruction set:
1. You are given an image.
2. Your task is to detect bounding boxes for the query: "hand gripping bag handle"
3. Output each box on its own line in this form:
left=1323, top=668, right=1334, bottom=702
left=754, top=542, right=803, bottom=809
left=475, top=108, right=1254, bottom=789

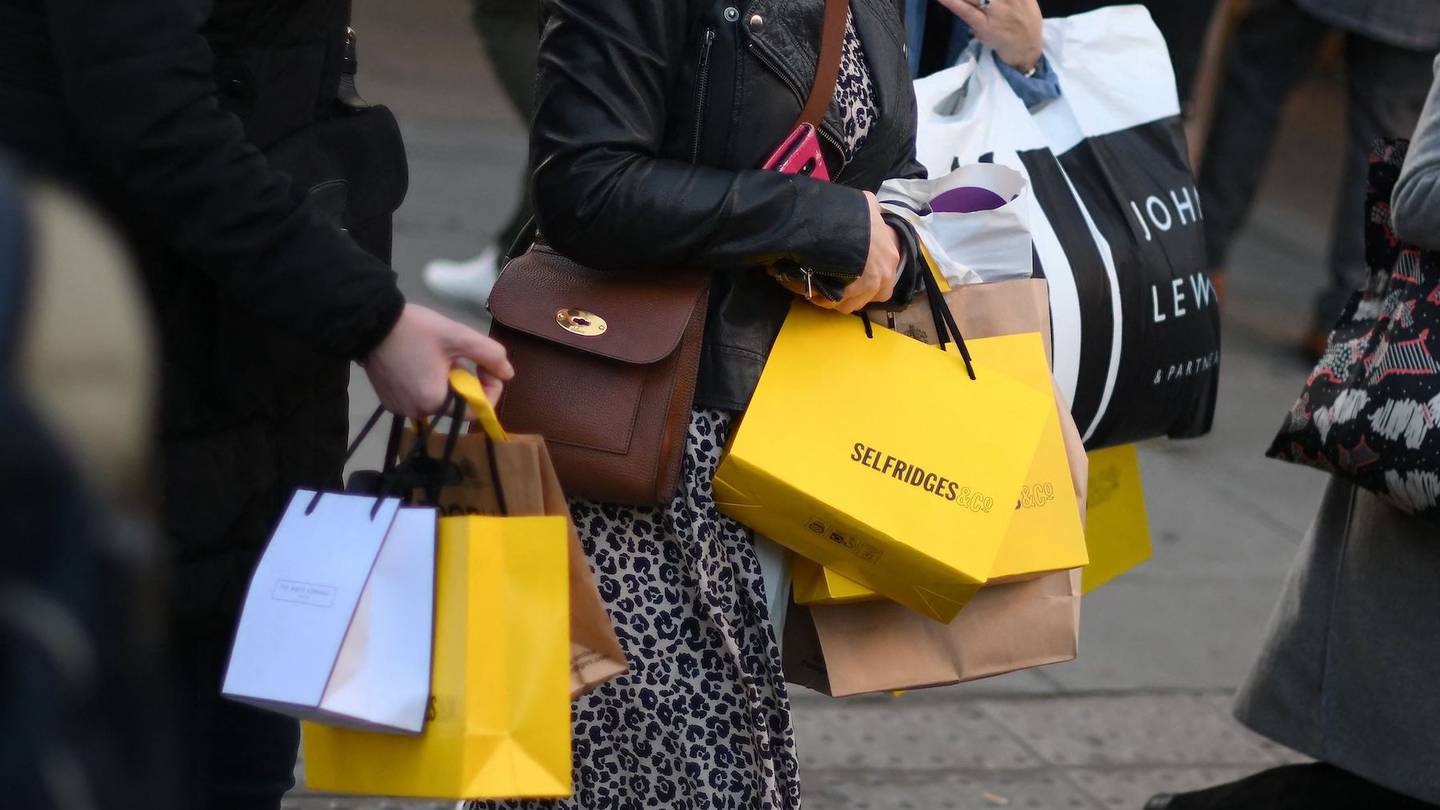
left=335, top=390, right=469, bottom=513
left=857, top=215, right=976, bottom=380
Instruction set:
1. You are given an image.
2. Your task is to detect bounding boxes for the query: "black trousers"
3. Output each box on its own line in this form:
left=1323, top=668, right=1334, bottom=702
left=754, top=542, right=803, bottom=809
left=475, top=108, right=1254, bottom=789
left=164, top=386, right=348, bottom=809
left=1197, top=0, right=1433, bottom=327
left=1167, top=763, right=1437, bottom=809
left=471, top=0, right=538, bottom=253
left=174, top=634, right=301, bottom=810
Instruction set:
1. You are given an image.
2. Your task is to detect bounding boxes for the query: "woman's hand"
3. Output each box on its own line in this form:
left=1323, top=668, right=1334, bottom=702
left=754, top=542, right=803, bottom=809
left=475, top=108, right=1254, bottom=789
left=364, top=304, right=514, bottom=418
left=939, top=0, right=1044, bottom=74
left=774, top=191, right=900, bottom=315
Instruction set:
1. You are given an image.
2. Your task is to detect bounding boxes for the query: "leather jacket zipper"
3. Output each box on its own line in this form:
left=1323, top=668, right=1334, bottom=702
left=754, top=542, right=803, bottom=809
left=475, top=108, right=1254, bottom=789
left=691, top=27, right=716, bottom=164
left=747, top=39, right=849, bottom=176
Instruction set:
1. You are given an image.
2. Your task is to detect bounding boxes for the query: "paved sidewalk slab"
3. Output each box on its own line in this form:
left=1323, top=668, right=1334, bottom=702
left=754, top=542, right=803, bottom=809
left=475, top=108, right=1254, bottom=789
left=1068, top=766, right=1263, bottom=810
left=973, top=695, right=1296, bottom=769
left=795, top=701, right=1042, bottom=772
left=801, top=770, right=1100, bottom=810
left=791, top=692, right=1305, bottom=808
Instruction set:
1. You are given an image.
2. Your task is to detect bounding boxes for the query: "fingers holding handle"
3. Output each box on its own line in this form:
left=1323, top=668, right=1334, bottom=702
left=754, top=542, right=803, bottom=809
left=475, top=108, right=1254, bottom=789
left=364, top=304, right=513, bottom=420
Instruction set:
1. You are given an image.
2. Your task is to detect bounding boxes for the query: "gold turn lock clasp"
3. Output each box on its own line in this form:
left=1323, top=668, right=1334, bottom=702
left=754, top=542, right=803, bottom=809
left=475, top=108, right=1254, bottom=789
left=556, top=308, right=607, bottom=336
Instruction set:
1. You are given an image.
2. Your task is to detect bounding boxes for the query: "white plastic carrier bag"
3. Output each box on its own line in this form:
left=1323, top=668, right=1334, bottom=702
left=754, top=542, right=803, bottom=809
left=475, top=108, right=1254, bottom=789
left=911, top=6, right=1220, bottom=448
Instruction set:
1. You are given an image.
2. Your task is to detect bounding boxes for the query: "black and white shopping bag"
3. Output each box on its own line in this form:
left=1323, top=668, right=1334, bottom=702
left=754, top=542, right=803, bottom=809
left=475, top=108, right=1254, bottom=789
left=911, top=6, right=1220, bottom=448
left=222, top=489, right=436, bottom=734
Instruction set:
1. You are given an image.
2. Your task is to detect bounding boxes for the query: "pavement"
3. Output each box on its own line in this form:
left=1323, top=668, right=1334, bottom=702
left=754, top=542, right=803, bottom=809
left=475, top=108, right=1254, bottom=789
left=285, top=3, right=1349, bottom=807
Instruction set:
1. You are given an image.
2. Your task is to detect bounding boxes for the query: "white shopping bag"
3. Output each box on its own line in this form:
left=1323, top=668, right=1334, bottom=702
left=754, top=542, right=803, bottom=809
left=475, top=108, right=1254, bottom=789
left=879, top=162, right=1034, bottom=285
left=911, top=7, right=1219, bottom=450
left=222, top=490, right=436, bottom=734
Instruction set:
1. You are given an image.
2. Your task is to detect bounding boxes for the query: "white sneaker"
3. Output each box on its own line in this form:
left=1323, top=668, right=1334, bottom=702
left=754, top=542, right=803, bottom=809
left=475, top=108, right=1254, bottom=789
left=423, top=245, right=501, bottom=308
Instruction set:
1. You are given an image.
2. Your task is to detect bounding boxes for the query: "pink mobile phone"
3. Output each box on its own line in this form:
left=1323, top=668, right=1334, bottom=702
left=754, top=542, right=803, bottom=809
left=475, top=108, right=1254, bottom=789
left=761, top=123, right=830, bottom=180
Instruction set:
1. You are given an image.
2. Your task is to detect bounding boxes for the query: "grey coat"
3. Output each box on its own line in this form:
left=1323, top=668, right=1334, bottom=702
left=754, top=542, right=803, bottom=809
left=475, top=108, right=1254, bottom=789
left=1233, top=68, right=1440, bottom=799
left=1393, top=55, right=1440, bottom=248
left=1233, top=479, right=1440, bottom=803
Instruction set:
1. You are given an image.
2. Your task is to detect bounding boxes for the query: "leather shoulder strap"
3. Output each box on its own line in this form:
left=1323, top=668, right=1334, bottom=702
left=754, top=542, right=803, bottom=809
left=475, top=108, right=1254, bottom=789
left=796, top=0, right=849, bottom=129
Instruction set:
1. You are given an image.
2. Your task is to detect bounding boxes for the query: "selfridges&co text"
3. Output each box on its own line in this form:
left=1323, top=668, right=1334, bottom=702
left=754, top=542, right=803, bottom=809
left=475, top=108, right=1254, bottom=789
left=850, top=442, right=995, bottom=513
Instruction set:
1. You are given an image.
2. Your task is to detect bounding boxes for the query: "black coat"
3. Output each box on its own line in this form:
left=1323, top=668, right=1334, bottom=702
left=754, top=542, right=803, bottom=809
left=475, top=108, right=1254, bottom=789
left=0, top=0, right=406, bottom=636
left=0, top=0, right=404, bottom=366
left=532, top=0, right=925, bottom=412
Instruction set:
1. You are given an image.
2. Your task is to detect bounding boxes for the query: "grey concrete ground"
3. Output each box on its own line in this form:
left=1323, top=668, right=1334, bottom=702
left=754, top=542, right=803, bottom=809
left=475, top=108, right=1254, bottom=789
left=286, top=3, right=1349, bottom=807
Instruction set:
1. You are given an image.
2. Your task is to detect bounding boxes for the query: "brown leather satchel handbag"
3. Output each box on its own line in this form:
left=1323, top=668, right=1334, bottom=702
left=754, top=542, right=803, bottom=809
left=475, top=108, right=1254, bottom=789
left=489, top=0, right=846, bottom=506
left=487, top=242, right=708, bottom=505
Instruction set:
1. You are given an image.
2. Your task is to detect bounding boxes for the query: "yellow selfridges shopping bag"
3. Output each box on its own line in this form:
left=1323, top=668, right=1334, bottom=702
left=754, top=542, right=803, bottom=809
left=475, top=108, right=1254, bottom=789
left=980, top=332, right=1088, bottom=583
left=715, top=301, right=1051, bottom=623
left=1082, top=444, right=1152, bottom=593
left=792, top=331, right=1088, bottom=606
left=792, top=561, right=879, bottom=605
left=303, top=386, right=573, bottom=800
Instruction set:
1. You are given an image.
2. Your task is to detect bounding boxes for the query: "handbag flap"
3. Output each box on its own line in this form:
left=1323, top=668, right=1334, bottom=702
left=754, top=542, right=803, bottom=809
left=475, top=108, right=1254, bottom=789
left=488, top=244, right=709, bottom=365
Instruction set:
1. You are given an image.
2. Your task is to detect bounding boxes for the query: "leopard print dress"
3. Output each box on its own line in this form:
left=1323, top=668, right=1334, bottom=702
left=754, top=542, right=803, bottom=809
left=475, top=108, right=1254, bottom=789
left=469, top=17, right=877, bottom=810
left=835, top=13, right=878, bottom=157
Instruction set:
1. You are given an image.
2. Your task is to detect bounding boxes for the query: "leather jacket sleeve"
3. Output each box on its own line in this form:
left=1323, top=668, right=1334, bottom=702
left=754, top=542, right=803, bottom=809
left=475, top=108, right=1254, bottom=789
left=879, top=92, right=926, bottom=310
left=531, top=0, right=873, bottom=280
left=41, top=0, right=405, bottom=361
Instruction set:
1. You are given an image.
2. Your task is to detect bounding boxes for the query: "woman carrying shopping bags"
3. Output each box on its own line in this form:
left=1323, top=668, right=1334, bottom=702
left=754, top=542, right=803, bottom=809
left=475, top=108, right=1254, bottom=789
left=1146, top=58, right=1440, bottom=810
left=472, top=0, right=1047, bottom=807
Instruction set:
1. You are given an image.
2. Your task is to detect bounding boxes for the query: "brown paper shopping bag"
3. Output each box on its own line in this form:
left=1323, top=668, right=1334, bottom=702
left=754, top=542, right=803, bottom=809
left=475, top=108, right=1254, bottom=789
left=786, top=569, right=1080, bottom=697
left=891, top=277, right=1053, bottom=357
left=407, top=374, right=628, bottom=698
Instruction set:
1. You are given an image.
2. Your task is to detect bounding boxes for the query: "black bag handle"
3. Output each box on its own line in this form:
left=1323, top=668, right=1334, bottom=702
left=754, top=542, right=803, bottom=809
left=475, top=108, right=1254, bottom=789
left=317, top=393, right=468, bottom=516
left=423, top=392, right=468, bottom=505
left=305, top=403, right=399, bottom=517
left=429, top=390, right=513, bottom=516
left=921, top=267, right=976, bottom=380
left=483, top=432, right=510, bottom=516
left=353, top=388, right=514, bottom=515
left=856, top=222, right=976, bottom=380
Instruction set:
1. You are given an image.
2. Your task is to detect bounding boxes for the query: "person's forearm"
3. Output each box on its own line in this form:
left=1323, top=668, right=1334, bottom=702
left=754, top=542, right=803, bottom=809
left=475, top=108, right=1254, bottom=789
left=1393, top=59, right=1440, bottom=249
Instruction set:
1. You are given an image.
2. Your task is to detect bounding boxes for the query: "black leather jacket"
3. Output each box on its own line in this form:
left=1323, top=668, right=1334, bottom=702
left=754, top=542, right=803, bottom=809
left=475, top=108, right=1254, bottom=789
left=532, top=0, right=926, bottom=411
